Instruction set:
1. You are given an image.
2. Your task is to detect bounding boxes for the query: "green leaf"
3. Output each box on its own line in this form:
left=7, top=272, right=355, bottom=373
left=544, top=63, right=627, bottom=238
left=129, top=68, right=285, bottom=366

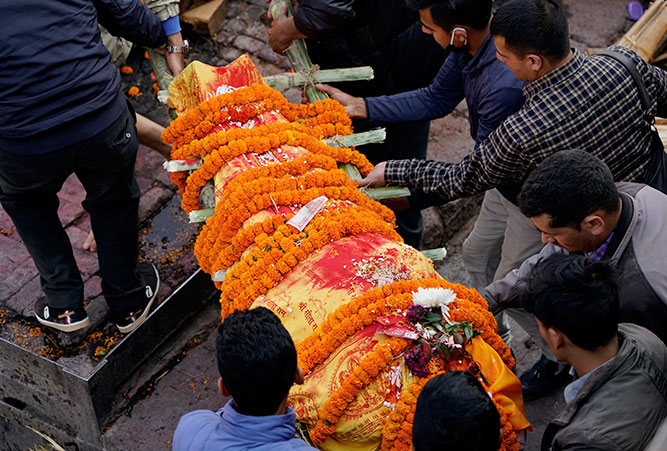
left=424, top=312, right=443, bottom=324
left=464, top=325, right=474, bottom=341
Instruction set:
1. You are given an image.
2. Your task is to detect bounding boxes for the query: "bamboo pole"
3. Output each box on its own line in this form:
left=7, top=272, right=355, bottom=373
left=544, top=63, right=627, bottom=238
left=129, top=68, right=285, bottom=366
left=616, top=0, right=667, bottom=62
left=421, top=247, right=447, bottom=261
left=147, top=49, right=177, bottom=118
left=164, top=129, right=387, bottom=172
left=268, top=0, right=327, bottom=102
left=325, top=129, right=386, bottom=148
left=264, top=67, right=374, bottom=88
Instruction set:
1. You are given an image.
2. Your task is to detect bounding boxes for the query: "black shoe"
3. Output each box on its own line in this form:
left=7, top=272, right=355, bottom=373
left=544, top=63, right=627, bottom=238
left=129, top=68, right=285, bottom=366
left=116, top=262, right=160, bottom=334
left=520, top=355, right=572, bottom=401
left=34, top=297, right=90, bottom=333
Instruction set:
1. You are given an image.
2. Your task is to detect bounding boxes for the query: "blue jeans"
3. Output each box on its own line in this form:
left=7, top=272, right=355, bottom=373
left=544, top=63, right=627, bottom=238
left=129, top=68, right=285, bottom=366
left=0, top=106, right=145, bottom=317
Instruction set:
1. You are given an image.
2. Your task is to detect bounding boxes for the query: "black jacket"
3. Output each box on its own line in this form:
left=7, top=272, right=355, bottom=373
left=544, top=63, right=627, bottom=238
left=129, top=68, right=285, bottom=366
left=293, top=0, right=447, bottom=97
left=0, top=0, right=166, bottom=154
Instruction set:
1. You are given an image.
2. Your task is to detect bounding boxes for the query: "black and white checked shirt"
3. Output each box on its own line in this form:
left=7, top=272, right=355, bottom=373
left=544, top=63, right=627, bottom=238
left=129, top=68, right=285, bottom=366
left=385, top=46, right=667, bottom=202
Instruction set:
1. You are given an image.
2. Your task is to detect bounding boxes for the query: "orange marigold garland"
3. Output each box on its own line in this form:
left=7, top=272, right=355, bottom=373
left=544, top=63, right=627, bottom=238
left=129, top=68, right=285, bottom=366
left=170, top=107, right=352, bottom=160
left=180, top=129, right=374, bottom=213
left=309, top=337, right=409, bottom=445
left=219, top=206, right=402, bottom=317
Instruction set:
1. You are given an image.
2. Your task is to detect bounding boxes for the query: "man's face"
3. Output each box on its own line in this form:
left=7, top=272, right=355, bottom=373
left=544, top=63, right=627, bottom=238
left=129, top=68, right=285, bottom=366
left=494, top=35, right=538, bottom=81
left=419, top=8, right=450, bottom=49
left=531, top=213, right=596, bottom=253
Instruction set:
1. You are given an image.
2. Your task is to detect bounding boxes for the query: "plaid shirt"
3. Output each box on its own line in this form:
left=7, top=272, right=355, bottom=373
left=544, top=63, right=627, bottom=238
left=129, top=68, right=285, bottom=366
left=385, top=46, right=667, bottom=202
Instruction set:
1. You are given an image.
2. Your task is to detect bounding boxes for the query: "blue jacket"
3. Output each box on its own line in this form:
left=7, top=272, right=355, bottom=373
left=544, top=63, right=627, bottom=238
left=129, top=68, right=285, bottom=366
left=366, top=34, right=525, bottom=145
left=173, top=400, right=316, bottom=451
left=0, top=0, right=166, bottom=154
left=365, top=34, right=525, bottom=208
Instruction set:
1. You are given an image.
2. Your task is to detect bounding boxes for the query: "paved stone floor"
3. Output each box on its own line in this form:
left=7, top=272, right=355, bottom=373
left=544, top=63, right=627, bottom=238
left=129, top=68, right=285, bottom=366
left=1, top=0, right=635, bottom=449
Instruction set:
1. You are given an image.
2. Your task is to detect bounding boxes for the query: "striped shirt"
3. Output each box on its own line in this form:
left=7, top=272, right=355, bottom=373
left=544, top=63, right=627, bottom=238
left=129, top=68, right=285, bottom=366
left=385, top=46, right=667, bottom=202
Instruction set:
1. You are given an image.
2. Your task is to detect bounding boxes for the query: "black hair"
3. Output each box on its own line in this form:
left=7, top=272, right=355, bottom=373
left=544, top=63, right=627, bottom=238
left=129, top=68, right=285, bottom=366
left=518, top=150, right=620, bottom=229
left=413, top=371, right=500, bottom=451
left=522, top=253, right=619, bottom=351
left=216, top=307, right=297, bottom=416
left=406, top=0, right=493, bottom=31
left=490, top=0, right=570, bottom=64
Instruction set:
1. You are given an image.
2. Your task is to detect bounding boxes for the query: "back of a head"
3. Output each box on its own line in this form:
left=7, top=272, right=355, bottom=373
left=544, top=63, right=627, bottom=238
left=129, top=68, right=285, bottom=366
left=405, top=0, right=493, bottom=31
left=216, top=307, right=296, bottom=416
left=518, top=150, right=620, bottom=228
left=522, top=253, right=620, bottom=351
left=490, top=0, right=569, bottom=64
left=413, top=371, right=500, bottom=451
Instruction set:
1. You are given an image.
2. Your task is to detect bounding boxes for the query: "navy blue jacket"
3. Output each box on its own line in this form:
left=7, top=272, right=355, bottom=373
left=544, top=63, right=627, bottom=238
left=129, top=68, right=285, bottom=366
left=0, top=0, right=166, bottom=154
left=367, top=35, right=525, bottom=145
left=365, top=35, right=525, bottom=209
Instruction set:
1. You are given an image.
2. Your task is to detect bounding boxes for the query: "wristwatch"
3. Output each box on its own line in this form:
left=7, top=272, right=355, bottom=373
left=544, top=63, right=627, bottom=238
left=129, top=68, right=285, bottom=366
left=167, top=40, right=189, bottom=54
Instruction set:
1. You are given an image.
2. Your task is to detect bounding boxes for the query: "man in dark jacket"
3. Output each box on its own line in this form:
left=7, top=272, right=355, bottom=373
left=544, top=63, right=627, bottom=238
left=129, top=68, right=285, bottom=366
left=269, top=0, right=448, bottom=247
left=0, top=0, right=179, bottom=333
left=522, top=253, right=667, bottom=451
left=482, top=150, right=667, bottom=399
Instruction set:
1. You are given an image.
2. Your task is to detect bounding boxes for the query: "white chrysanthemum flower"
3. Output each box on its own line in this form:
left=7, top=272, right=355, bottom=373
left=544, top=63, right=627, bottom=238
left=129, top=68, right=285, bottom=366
left=411, top=287, right=457, bottom=309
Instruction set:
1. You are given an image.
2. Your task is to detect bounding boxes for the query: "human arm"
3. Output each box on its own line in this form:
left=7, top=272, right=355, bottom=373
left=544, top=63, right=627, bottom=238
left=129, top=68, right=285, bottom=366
left=364, top=55, right=465, bottom=124
left=93, top=0, right=166, bottom=49
left=376, top=110, right=536, bottom=201
left=479, top=244, right=560, bottom=314
left=270, top=0, right=354, bottom=53
left=315, top=84, right=367, bottom=118
left=145, top=0, right=185, bottom=75
left=269, top=3, right=308, bottom=54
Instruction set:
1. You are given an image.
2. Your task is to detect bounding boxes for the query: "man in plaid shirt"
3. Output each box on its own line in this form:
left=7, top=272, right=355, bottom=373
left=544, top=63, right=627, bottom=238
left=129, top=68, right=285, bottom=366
left=359, top=0, right=667, bottom=398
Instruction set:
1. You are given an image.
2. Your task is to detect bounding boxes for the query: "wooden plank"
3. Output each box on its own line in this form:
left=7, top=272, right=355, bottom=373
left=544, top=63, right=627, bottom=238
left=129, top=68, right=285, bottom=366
left=181, top=0, right=228, bottom=36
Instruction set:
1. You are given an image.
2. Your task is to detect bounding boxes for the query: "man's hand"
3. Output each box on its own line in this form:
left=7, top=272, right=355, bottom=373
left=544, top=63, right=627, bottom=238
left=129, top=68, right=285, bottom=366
left=316, top=84, right=368, bottom=119
left=268, top=3, right=307, bottom=54
left=356, top=161, right=387, bottom=188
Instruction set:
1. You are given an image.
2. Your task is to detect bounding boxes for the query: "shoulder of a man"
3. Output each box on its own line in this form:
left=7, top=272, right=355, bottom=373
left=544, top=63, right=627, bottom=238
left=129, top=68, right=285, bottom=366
left=555, top=324, right=667, bottom=450
left=172, top=409, right=225, bottom=451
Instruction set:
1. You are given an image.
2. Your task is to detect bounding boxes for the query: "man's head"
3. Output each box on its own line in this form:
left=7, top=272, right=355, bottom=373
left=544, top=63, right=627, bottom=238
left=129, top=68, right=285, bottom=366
left=522, top=253, right=620, bottom=360
left=518, top=150, right=621, bottom=253
left=216, top=307, right=303, bottom=416
left=413, top=371, right=500, bottom=451
left=490, top=0, right=570, bottom=81
left=406, top=0, right=493, bottom=51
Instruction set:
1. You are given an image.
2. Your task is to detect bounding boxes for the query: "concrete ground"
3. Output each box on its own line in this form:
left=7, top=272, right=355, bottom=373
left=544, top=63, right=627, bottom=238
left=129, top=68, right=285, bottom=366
left=1, top=0, right=635, bottom=449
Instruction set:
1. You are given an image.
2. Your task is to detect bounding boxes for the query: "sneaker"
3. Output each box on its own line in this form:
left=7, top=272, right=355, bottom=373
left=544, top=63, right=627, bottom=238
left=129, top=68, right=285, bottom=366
left=116, top=262, right=160, bottom=334
left=34, top=297, right=90, bottom=333
left=520, top=355, right=572, bottom=401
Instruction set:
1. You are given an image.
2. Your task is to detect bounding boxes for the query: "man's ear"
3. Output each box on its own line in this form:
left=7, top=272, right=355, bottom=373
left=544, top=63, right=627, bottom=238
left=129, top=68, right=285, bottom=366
left=218, top=377, right=231, bottom=397
left=581, top=214, right=605, bottom=237
left=548, top=327, right=566, bottom=351
left=526, top=53, right=544, bottom=74
left=294, top=365, right=305, bottom=385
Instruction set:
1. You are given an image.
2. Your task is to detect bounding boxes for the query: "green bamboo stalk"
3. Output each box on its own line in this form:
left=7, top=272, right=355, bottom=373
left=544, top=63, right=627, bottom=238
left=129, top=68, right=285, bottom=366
left=339, top=163, right=362, bottom=180
left=189, top=209, right=214, bottom=223
left=421, top=247, right=448, bottom=261
left=325, top=128, right=386, bottom=148
left=147, top=49, right=173, bottom=91
left=264, top=67, right=374, bottom=88
left=268, top=0, right=328, bottom=103
left=363, top=186, right=411, bottom=200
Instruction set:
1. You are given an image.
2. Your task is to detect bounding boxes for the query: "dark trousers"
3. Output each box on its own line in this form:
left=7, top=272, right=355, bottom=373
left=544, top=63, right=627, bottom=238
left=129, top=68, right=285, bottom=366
left=353, top=119, right=430, bottom=248
left=0, top=106, right=145, bottom=317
